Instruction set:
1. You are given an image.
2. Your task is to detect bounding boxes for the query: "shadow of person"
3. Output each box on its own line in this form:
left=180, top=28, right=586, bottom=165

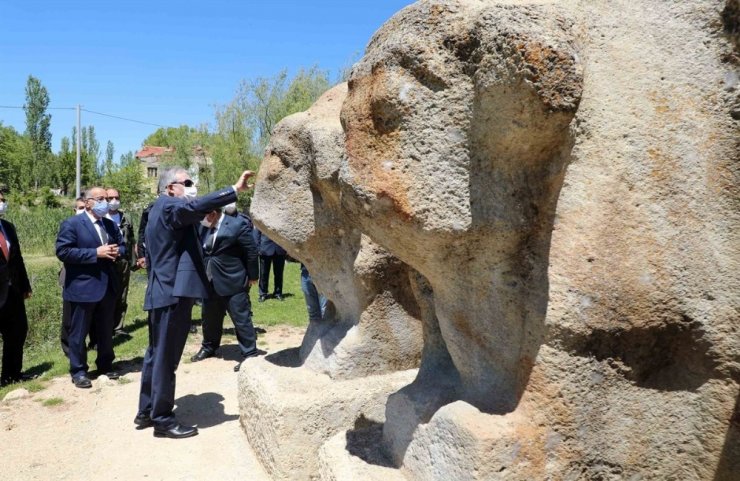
left=111, top=356, right=144, bottom=376
left=24, top=361, right=53, bottom=378
left=173, top=392, right=239, bottom=429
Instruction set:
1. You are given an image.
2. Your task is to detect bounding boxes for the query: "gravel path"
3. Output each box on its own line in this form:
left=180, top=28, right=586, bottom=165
left=0, top=325, right=305, bottom=481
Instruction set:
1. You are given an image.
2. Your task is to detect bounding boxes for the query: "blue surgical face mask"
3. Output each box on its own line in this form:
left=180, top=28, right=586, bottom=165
left=92, top=200, right=109, bottom=218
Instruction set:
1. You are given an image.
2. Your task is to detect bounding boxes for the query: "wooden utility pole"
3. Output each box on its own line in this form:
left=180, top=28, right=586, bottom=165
left=75, top=104, right=81, bottom=199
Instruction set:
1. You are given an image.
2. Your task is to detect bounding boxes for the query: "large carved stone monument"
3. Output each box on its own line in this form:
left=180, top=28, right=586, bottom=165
left=239, top=0, right=740, bottom=479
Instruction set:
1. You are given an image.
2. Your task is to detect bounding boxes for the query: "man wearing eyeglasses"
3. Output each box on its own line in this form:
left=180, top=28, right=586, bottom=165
left=105, top=188, right=136, bottom=336
left=56, top=187, right=125, bottom=389
left=135, top=167, right=254, bottom=439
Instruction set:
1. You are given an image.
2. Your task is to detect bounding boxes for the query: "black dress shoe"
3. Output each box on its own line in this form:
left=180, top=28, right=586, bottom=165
left=274, top=293, right=284, bottom=301
left=134, top=412, right=153, bottom=429
left=72, top=375, right=92, bottom=389
left=189, top=325, right=198, bottom=334
left=254, top=326, right=267, bottom=334
left=258, top=295, right=267, bottom=303
left=153, top=423, right=199, bottom=439
left=234, top=349, right=267, bottom=371
left=190, top=348, right=215, bottom=363
left=104, top=371, right=120, bottom=380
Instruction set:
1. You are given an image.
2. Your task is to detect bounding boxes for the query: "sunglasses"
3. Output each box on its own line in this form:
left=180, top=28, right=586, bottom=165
left=171, top=179, right=195, bottom=187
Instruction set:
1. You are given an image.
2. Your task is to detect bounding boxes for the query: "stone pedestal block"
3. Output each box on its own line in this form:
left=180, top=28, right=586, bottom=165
left=238, top=350, right=416, bottom=480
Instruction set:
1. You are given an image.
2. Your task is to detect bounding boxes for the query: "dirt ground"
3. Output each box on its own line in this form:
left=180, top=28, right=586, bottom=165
left=0, top=325, right=306, bottom=481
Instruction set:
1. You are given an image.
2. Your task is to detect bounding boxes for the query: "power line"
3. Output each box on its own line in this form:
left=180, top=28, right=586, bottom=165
left=0, top=105, right=171, bottom=127
left=82, top=108, right=170, bottom=128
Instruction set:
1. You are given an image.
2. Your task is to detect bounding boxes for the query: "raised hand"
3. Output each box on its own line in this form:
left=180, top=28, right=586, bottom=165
left=234, top=170, right=256, bottom=192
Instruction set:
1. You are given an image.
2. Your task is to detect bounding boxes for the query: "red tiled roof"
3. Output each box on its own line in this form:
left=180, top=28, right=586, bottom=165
left=135, top=145, right=174, bottom=158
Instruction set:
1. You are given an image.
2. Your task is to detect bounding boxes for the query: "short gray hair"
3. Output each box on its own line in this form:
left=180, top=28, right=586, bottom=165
left=158, top=166, right=188, bottom=194
left=84, top=186, right=104, bottom=199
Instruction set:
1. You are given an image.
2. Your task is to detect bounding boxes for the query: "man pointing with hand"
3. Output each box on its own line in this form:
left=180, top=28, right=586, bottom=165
left=135, top=167, right=254, bottom=439
left=56, top=186, right=125, bottom=389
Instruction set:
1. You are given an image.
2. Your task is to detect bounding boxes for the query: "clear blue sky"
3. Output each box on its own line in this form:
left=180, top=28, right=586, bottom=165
left=0, top=0, right=412, bottom=160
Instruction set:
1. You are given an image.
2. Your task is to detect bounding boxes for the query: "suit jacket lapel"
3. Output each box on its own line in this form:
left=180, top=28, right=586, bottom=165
left=83, top=215, right=103, bottom=247
left=214, top=216, right=231, bottom=252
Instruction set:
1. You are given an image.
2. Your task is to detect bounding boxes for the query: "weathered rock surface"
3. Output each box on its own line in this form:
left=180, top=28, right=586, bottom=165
left=2, top=388, right=30, bottom=402
left=336, top=0, right=739, bottom=479
left=250, top=83, right=423, bottom=379
left=237, top=351, right=416, bottom=481
left=242, top=0, right=739, bottom=479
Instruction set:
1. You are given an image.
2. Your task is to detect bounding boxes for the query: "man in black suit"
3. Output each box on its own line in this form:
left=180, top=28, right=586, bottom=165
left=134, top=201, right=153, bottom=271
left=135, top=167, right=253, bottom=439
left=253, top=228, right=287, bottom=302
left=105, top=187, right=136, bottom=335
left=0, top=191, right=32, bottom=387
left=190, top=207, right=260, bottom=372
left=56, top=186, right=125, bottom=388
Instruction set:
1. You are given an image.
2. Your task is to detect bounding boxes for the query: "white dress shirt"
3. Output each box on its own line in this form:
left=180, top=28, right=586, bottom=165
left=85, top=211, right=108, bottom=245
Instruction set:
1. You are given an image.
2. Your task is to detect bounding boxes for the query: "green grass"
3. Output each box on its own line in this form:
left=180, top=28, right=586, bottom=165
left=0, top=253, right=309, bottom=399
left=41, top=397, right=64, bottom=407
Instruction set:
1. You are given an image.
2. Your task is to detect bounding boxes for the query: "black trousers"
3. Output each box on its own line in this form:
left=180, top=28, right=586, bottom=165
left=0, top=286, right=28, bottom=385
left=258, top=255, right=285, bottom=297
left=60, top=299, right=76, bottom=357
left=112, top=259, right=131, bottom=332
left=67, top=286, right=116, bottom=379
left=138, top=298, right=194, bottom=428
left=202, top=288, right=256, bottom=357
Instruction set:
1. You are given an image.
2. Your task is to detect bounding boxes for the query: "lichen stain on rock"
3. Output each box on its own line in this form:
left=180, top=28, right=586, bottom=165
left=344, top=67, right=414, bottom=222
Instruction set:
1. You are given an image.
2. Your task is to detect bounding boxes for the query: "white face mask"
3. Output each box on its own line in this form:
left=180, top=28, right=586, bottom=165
left=200, top=218, right=212, bottom=229
left=108, top=199, right=121, bottom=211
left=75, top=207, right=85, bottom=215
left=0, top=202, right=7, bottom=216
left=183, top=186, right=198, bottom=200
left=223, top=202, right=237, bottom=216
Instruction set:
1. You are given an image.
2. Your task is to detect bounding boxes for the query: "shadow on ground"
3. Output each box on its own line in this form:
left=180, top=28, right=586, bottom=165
left=174, top=392, right=239, bottom=428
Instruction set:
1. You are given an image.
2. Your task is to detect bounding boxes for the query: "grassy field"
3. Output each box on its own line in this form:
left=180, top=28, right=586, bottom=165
left=0, top=249, right=308, bottom=399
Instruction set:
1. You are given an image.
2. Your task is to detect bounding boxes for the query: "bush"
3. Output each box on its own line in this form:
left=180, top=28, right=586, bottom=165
left=23, top=261, right=63, bottom=348
left=4, top=205, right=71, bottom=256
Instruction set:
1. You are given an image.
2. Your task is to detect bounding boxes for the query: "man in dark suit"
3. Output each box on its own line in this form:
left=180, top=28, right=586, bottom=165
left=253, top=228, right=287, bottom=302
left=134, top=201, right=153, bottom=271
left=135, top=167, right=253, bottom=439
left=190, top=207, right=260, bottom=372
left=0, top=191, right=32, bottom=387
left=105, top=187, right=136, bottom=335
left=60, top=197, right=87, bottom=357
left=56, top=186, right=125, bottom=389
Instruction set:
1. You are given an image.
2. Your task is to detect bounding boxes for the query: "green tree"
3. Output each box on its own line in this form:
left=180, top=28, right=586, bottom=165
left=86, top=126, right=101, bottom=178
left=238, top=67, right=331, bottom=152
left=104, top=140, right=115, bottom=177
left=23, top=75, right=52, bottom=189
left=55, top=136, right=76, bottom=196
left=73, top=126, right=100, bottom=186
left=0, top=123, right=32, bottom=191
left=208, top=99, right=257, bottom=189
left=101, top=151, right=150, bottom=207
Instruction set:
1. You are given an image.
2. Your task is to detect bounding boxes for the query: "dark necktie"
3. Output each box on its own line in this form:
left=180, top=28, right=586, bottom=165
left=204, top=227, right=216, bottom=254
left=204, top=227, right=216, bottom=281
left=95, top=220, right=108, bottom=245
